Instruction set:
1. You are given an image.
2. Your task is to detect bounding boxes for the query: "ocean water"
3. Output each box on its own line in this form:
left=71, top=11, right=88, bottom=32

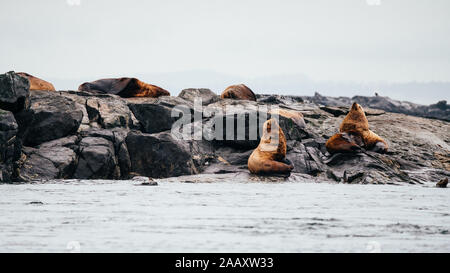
left=0, top=179, right=449, bottom=253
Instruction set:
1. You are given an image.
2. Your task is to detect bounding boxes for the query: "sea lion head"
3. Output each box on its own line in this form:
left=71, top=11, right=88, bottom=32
left=340, top=102, right=369, bottom=132
left=260, top=118, right=286, bottom=156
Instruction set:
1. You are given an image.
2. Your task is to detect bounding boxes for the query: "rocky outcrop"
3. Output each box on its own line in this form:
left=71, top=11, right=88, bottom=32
left=0, top=71, right=30, bottom=113
left=127, top=96, right=195, bottom=134
left=1, top=71, right=448, bottom=184
left=126, top=130, right=213, bottom=178
left=303, top=92, right=450, bottom=122
left=14, top=91, right=83, bottom=146
left=0, top=110, right=20, bottom=182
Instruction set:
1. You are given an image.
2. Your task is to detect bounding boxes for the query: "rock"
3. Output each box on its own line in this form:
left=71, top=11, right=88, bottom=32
left=126, top=130, right=211, bottom=178
left=343, top=170, right=365, bottom=183
left=436, top=178, right=448, bottom=188
left=0, top=71, right=30, bottom=113
left=257, top=94, right=304, bottom=104
left=178, top=88, right=219, bottom=105
left=35, top=136, right=79, bottom=178
left=304, top=92, right=449, bottom=122
left=14, top=91, right=83, bottom=146
left=73, top=137, right=119, bottom=179
left=203, top=100, right=264, bottom=149
left=131, top=176, right=158, bottom=186
left=326, top=169, right=341, bottom=182
left=18, top=136, right=79, bottom=181
left=20, top=147, right=59, bottom=181
left=269, top=108, right=308, bottom=140
left=128, top=96, right=195, bottom=134
left=78, top=128, right=132, bottom=179
left=85, top=96, right=140, bottom=129
left=0, top=110, right=20, bottom=182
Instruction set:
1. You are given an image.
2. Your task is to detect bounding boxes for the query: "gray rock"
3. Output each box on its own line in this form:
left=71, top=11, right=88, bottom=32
left=128, top=96, right=195, bottom=134
left=73, top=137, right=119, bottom=179
left=85, top=96, right=140, bottom=129
left=20, top=147, right=59, bottom=181
left=178, top=88, right=219, bottom=105
left=0, top=71, right=30, bottom=113
left=126, top=130, right=211, bottom=178
left=14, top=91, right=83, bottom=146
left=0, top=110, right=20, bottom=182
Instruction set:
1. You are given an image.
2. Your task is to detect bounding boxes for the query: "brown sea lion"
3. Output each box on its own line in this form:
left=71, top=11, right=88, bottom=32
left=326, top=102, right=389, bottom=154
left=17, top=72, right=56, bottom=91
left=78, top=77, right=170, bottom=98
left=220, top=84, right=256, bottom=101
left=248, top=118, right=294, bottom=175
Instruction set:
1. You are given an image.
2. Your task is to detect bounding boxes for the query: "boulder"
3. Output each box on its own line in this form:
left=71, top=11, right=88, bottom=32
left=0, top=71, right=30, bottom=113
left=19, top=147, right=59, bottom=181
left=14, top=91, right=83, bottom=146
left=85, top=96, right=140, bottom=130
left=73, top=137, right=119, bottom=179
left=127, top=96, right=195, bottom=134
left=126, top=130, right=212, bottom=178
left=0, top=110, right=19, bottom=182
left=18, top=136, right=79, bottom=181
left=178, top=88, right=219, bottom=105
left=79, top=128, right=131, bottom=179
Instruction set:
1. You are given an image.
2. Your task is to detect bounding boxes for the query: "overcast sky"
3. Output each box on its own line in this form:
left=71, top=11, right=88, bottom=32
left=0, top=0, right=449, bottom=103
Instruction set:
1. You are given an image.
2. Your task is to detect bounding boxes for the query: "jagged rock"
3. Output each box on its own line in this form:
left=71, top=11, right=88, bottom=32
left=257, top=94, right=304, bottom=104
left=79, top=128, right=132, bottom=179
left=73, top=137, right=119, bottom=179
left=0, top=71, right=30, bottom=113
left=128, top=96, right=195, bottom=134
left=178, top=88, right=219, bottom=105
left=85, top=96, right=140, bottom=129
left=285, top=142, right=324, bottom=176
left=14, top=91, right=83, bottom=146
left=18, top=136, right=79, bottom=181
left=20, top=147, right=59, bottom=181
left=0, top=110, right=20, bottom=182
left=126, top=130, right=212, bottom=178
left=305, top=92, right=449, bottom=121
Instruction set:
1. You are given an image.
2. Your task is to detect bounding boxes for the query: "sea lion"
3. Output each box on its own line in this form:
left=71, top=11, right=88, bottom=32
left=17, top=72, right=55, bottom=91
left=78, top=77, right=170, bottom=98
left=248, top=118, right=294, bottom=175
left=220, top=84, right=256, bottom=101
left=326, top=102, right=388, bottom=154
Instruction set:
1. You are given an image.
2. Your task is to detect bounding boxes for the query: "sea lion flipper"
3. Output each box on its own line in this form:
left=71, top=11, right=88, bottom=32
left=326, top=133, right=361, bottom=154
left=261, top=160, right=293, bottom=174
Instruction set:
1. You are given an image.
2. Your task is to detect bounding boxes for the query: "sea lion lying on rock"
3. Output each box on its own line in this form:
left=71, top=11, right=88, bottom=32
left=78, top=78, right=170, bottom=98
left=326, top=102, right=389, bottom=154
left=220, top=84, right=256, bottom=101
left=17, top=72, right=55, bottom=91
left=248, top=119, right=294, bottom=176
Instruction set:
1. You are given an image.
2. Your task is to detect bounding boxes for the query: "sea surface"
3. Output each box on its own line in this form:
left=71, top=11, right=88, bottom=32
left=0, top=179, right=449, bottom=253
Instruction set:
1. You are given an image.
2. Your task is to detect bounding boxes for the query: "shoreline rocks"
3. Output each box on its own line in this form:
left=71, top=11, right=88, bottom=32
left=1, top=72, right=449, bottom=184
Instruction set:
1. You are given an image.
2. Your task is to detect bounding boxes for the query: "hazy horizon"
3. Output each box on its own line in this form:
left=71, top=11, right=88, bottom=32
left=1, top=0, right=449, bottom=104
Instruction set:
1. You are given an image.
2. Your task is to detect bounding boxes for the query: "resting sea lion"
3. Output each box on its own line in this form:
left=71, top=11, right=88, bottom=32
left=326, top=102, right=388, bottom=154
left=17, top=72, right=56, bottom=91
left=78, top=77, right=170, bottom=98
left=248, top=118, right=294, bottom=175
left=220, top=84, right=256, bottom=101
